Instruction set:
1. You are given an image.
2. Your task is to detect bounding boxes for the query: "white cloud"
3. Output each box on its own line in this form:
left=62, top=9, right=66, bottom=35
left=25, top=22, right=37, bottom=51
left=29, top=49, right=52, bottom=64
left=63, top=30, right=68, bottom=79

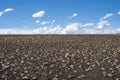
left=118, top=11, right=120, bottom=15
left=41, top=21, right=50, bottom=25
left=32, top=10, right=45, bottom=18
left=35, top=20, right=40, bottom=23
left=0, top=29, right=32, bottom=34
left=35, top=20, right=55, bottom=25
left=71, top=13, right=78, bottom=18
left=100, top=13, right=114, bottom=21
left=4, top=8, right=14, bottom=13
left=0, top=8, right=14, bottom=16
left=0, top=12, right=3, bottom=16
left=65, top=23, right=81, bottom=32
left=51, top=20, right=55, bottom=24
left=82, top=23, right=94, bottom=27
left=33, top=22, right=94, bottom=34
left=0, top=23, right=119, bottom=34
left=97, top=20, right=111, bottom=29
left=0, top=22, right=89, bottom=34
left=32, top=25, right=66, bottom=34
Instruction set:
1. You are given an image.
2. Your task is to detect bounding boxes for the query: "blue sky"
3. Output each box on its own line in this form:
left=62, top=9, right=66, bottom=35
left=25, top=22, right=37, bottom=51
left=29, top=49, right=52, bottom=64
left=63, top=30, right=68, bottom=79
left=0, top=0, right=120, bottom=34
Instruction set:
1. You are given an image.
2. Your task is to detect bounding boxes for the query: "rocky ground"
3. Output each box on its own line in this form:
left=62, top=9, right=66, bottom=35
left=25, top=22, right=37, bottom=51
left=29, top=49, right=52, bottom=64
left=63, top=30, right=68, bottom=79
left=0, top=35, right=120, bottom=80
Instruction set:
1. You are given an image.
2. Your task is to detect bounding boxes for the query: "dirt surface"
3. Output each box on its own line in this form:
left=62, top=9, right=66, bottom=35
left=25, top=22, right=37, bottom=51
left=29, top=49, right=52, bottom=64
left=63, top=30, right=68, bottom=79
left=0, top=35, right=120, bottom=80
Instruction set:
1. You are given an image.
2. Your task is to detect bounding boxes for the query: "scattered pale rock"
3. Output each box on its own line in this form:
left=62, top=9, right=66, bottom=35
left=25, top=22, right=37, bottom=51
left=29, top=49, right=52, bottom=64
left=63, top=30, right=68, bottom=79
left=2, top=64, right=9, bottom=70
left=107, top=73, right=113, bottom=77
left=21, top=61, right=24, bottom=63
left=24, top=55, right=28, bottom=58
left=52, top=77, right=58, bottom=80
left=65, top=53, right=69, bottom=58
left=85, top=67, right=93, bottom=72
left=22, top=76, right=29, bottom=79
left=50, top=64, right=54, bottom=68
left=70, top=65, right=74, bottom=69
left=80, top=75, right=86, bottom=78
left=101, top=67, right=106, bottom=70
left=103, top=71, right=107, bottom=76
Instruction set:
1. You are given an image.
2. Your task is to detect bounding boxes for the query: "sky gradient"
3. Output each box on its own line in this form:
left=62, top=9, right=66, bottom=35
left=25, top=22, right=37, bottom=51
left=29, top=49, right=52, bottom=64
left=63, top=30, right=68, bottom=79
left=0, top=0, right=120, bottom=34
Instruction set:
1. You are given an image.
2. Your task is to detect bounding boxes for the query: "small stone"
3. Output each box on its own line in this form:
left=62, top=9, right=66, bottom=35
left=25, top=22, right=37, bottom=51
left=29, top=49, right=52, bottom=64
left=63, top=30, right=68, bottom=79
left=76, top=49, right=80, bottom=53
left=85, top=67, right=92, bottom=71
left=2, top=64, right=9, bottom=69
left=117, top=47, right=120, bottom=51
left=103, top=71, right=107, bottom=76
left=9, top=55, right=14, bottom=59
left=112, top=59, right=118, bottom=66
left=91, top=64, right=95, bottom=68
left=24, top=71, right=28, bottom=73
left=107, top=73, right=113, bottom=77
left=68, top=75, right=76, bottom=78
left=21, top=61, right=24, bottom=63
left=71, top=54, right=75, bottom=58
left=24, top=55, right=28, bottom=58
left=101, top=67, right=106, bottom=70
left=86, top=62, right=90, bottom=65
left=65, top=53, right=69, bottom=58
left=95, top=61, right=100, bottom=66
left=16, top=77, right=19, bottom=80
left=32, top=76, right=37, bottom=79
left=50, top=64, right=54, bottom=68
left=1, top=74, right=6, bottom=78
left=20, top=73, right=24, bottom=76
left=52, top=77, right=58, bottom=80
left=13, top=71, right=17, bottom=74
left=15, top=49, right=19, bottom=52
left=80, top=75, right=86, bottom=78
left=30, top=57, right=33, bottom=60
left=79, top=65, right=81, bottom=68
left=102, top=50, right=106, bottom=53
left=74, top=70, right=77, bottom=73
left=70, top=65, right=74, bottom=69
left=116, top=64, right=120, bottom=69
left=11, top=63, right=15, bottom=67
left=23, top=76, right=29, bottom=79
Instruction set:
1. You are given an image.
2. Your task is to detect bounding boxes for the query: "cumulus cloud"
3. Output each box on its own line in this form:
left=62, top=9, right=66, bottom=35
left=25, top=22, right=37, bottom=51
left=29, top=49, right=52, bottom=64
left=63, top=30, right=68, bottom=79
left=100, top=13, right=114, bottom=21
left=32, top=10, right=45, bottom=18
left=1, top=24, right=119, bottom=35
left=0, top=8, right=14, bottom=16
left=33, top=22, right=94, bottom=34
left=97, top=20, right=111, bottom=29
left=32, top=25, right=66, bottom=34
left=71, top=13, right=78, bottom=18
left=0, top=22, right=89, bottom=34
left=0, top=22, right=119, bottom=34
left=65, top=23, right=81, bottom=33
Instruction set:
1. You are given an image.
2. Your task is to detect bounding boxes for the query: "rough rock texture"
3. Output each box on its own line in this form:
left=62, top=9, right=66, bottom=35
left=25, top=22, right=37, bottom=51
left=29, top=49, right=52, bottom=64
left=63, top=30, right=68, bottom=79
left=0, top=35, right=120, bottom=80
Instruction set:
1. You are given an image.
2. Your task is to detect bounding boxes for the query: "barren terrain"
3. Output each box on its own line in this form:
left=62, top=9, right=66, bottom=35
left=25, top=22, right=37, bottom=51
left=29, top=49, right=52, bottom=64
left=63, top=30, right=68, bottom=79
left=0, top=35, right=120, bottom=80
